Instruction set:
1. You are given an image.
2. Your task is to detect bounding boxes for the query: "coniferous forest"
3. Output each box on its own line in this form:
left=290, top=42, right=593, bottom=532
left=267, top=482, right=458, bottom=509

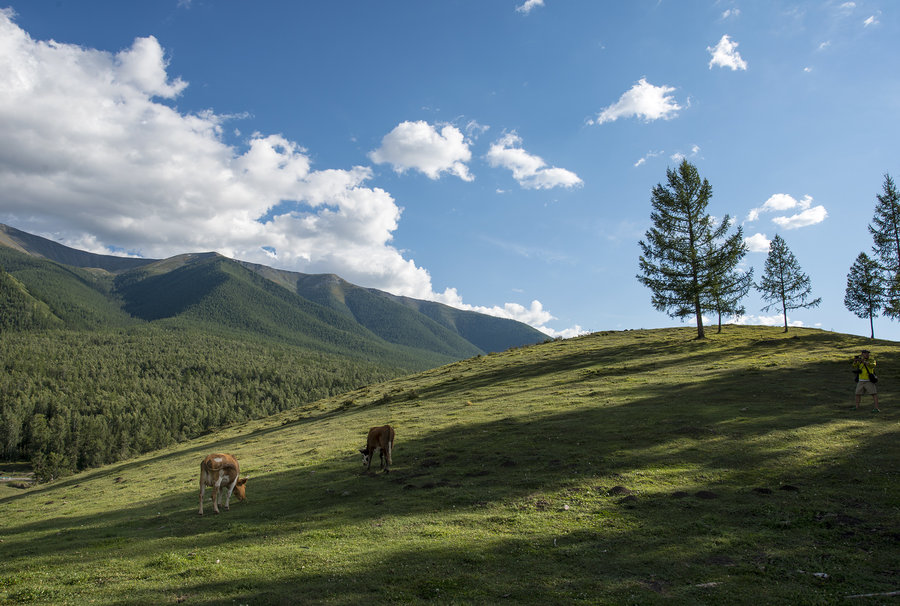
left=0, top=328, right=400, bottom=481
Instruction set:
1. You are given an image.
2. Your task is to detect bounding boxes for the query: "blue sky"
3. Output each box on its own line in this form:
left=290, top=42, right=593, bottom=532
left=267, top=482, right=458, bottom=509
left=1, top=1, right=899, bottom=339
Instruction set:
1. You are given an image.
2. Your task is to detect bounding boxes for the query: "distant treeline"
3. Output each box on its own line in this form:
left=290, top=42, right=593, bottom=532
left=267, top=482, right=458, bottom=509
left=0, top=328, right=397, bottom=480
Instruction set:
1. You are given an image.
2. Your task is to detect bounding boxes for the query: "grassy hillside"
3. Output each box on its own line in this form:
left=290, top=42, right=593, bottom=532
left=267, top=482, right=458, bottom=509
left=1, top=326, right=897, bottom=604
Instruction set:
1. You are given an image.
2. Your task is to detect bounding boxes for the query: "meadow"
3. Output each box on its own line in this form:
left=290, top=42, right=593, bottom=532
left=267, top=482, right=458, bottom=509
left=0, top=326, right=897, bottom=604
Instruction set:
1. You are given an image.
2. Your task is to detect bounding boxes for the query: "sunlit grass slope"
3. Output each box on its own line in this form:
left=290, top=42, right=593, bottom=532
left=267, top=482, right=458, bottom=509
left=1, top=326, right=897, bottom=605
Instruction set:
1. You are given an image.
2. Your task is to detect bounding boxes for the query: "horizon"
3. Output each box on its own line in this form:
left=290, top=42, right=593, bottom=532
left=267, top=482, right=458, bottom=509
left=1, top=2, right=898, bottom=340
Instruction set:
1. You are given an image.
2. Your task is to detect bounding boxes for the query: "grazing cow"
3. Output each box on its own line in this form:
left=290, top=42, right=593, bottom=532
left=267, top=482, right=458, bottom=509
left=360, top=425, right=395, bottom=473
left=199, top=453, right=247, bottom=515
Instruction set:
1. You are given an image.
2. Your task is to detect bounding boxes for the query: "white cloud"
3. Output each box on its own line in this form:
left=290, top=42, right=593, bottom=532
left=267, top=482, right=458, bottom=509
left=433, top=289, right=583, bottom=338
left=765, top=193, right=805, bottom=212
left=516, top=0, right=544, bottom=14
left=772, top=205, right=829, bottom=229
left=745, top=232, right=772, bottom=253
left=746, top=194, right=827, bottom=229
left=369, top=120, right=473, bottom=181
left=707, top=35, right=748, bottom=70
left=590, top=78, right=682, bottom=125
left=670, top=144, right=701, bottom=164
left=464, top=119, right=490, bottom=139
left=634, top=150, right=663, bottom=167
left=863, top=15, right=879, bottom=27
left=721, top=9, right=741, bottom=19
left=733, top=314, right=806, bottom=328
left=115, top=36, right=188, bottom=98
left=0, top=10, right=568, bottom=334
left=486, top=133, right=582, bottom=190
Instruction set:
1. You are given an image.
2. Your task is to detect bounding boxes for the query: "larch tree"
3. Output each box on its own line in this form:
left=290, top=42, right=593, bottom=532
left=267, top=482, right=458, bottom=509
left=700, top=226, right=754, bottom=333
left=756, top=234, right=821, bottom=333
left=637, top=160, right=748, bottom=339
left=868, top=173, right=900, bottom=318
left=844, top=252, right=885, bottom=339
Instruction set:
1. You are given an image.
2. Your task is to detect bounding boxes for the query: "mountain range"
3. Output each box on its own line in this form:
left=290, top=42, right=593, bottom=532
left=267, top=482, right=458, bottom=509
left=0, top=223, right=548, bottom=369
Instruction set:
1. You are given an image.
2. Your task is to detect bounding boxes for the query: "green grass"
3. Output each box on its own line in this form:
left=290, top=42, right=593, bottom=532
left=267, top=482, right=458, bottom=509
left=1, top=326, right=897, bottom=604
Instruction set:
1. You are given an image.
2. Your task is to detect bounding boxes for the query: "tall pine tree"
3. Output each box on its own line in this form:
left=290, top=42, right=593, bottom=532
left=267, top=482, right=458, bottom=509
left=844, top=252, right=884, bottom=339
left=756, top=235, right=821, bottom=332
left=637, top=160, right=748, bottom=339
left=868, top=173, right=900, bottom=318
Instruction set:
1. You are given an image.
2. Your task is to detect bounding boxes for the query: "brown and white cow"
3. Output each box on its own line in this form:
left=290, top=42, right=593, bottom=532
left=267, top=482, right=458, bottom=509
left=199, top=453, right=247, bottom=515
left=359, top=425, right=395, bottom=473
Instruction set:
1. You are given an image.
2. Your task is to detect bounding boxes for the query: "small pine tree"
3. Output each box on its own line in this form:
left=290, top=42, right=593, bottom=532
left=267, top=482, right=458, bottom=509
left=637, top=160, right=748, bottom=339
left=868, top=173, right=900, bottom=318
left=700, top=227, right=754, bottom=333
left=756, top=235, right=821, bottom=333
left=844, top=252, right=885, bottom=339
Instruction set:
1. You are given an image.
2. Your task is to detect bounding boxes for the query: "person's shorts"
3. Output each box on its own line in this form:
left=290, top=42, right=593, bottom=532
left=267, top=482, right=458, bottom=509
left=855, top=380, right=877, bottom=395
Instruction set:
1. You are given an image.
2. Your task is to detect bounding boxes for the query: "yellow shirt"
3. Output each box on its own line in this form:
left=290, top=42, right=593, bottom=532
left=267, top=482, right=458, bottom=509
left=852, top=357, right=876, bottom=381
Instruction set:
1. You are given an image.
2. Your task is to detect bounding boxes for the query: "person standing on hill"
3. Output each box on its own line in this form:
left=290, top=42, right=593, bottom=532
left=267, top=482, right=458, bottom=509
left=852, top=349, right=880, bottom=412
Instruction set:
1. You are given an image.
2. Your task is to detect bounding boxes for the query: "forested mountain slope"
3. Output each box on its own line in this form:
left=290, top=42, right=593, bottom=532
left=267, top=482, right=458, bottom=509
left=0, top=223, right=548, bottom=356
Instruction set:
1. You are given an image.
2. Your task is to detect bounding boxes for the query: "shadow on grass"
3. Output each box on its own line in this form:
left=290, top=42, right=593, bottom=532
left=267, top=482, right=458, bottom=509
left=59, top=426, right=900, bottom=605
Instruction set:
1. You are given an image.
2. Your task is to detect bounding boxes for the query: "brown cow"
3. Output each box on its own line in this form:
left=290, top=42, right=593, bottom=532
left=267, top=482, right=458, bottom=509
left=199, top=453, right=247, bottom=515
left=360, top=425, right=395, bottom=473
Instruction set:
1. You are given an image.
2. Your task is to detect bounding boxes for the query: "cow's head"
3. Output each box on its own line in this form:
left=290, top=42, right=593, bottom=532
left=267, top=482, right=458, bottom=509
left=359, top=448, right=371, bottom=467
left=233, top=477, right=248, bottom=501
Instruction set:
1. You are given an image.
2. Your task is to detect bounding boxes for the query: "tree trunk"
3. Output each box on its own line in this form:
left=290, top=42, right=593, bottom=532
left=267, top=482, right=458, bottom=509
left=694, top=297, right=706, bottom=339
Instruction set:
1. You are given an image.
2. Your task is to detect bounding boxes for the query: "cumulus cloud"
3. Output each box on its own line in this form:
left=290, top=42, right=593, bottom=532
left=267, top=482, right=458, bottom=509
left=590, top=78, right=682, bottom=125
left=707, top=35, right=748, bottom=70
left=0, top=10, right=573, bottom=334
left=434, top=289, right=583, bottom=337
left=745, top=232, right=772, bottom=253
left=733, top=314, right=806, bottom=328
left=773, top=206, right=828, bottom=229
left=516, top=0, right=544, bottom=14
left=721, top=8, right=741, bottom=19
left=746, top=194, right=827, bottom=229
left=369, top=120, right=473, bottom=181
left=486, top=133, right=582, bottom=190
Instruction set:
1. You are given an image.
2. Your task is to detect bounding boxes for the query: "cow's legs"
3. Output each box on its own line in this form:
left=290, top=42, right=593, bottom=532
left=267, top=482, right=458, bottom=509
left=199, top=482, right=206, bottom=515
left=212, top=476, right=222, bottom=514
left=223, top=476, right=237, bottom=511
